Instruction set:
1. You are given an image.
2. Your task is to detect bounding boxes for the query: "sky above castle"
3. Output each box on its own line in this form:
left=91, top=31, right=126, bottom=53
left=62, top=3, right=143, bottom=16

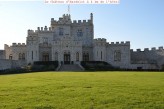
left=0, top=0, right=164, bottom=50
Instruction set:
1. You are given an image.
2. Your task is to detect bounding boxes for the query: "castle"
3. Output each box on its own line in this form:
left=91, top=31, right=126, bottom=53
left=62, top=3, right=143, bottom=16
left=0, top=13, right=164, bottom=70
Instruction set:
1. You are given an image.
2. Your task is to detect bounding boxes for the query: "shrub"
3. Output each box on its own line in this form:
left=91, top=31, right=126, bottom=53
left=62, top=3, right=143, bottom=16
left=81, top=61, right=116, bottom=71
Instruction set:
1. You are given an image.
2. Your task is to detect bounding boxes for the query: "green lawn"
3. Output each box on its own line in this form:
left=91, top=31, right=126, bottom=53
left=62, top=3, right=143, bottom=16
left=0, top=71, right=164, bottom=109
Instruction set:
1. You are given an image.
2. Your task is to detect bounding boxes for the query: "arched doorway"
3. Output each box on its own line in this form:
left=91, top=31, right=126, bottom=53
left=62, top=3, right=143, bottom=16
left=42, top=52, right=49, bottom=61
left=83, top=52, right=89, bottom=61
left=64, top=52, right=71, bottom=64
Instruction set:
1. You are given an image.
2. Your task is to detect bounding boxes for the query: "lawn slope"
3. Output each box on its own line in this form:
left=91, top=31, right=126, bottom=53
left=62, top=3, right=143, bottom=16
left=0, top=71, right=164, bottom=109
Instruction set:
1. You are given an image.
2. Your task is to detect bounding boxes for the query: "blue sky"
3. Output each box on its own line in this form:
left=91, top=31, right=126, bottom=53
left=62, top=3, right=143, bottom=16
left=0, top=0, right=164, bottom=50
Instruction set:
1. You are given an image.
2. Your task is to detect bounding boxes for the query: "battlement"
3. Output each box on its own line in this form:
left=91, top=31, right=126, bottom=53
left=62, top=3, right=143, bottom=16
left=51, top=19, right=91, bottom=25
left=62, top=14, right=71, bottom=19
left=28, top=29, right=36, bottom=34
left=94, top=38, right=107, bottom=42
left=131, top=46, right=164, bottom=52
left=37, top=26, right=52, bottom=32
left=51, top=13, right=92, bottom=26
left=5, top=43, right=26, bottom=48
left=93, top=38, right=107, bottom=46
left=4, top=44, right=9, bottom=48
left=12, top=43, right=26, bottom=47
left=72, top=20, right=92, bottom=24
left=51, top=14, right=72, bottom=25
left=28, top=26, right=53, bottom=35
left=109, top=41, right=130, bottom=46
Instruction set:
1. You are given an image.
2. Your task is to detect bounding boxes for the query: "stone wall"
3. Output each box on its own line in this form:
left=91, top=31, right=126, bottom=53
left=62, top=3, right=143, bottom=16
left=26, top=35, right=39, bottom=64
left=4, top=43, right=26, bottom=60
left=129, top=63, right=157, bottom=70
left=0, top=50, right=5, bottom=59
left=82, top=46, right=93, bottom=61
left=106, top=41, right=131, bottom=69
left=93, top=38, right=107, bottom=62
left=0, top=59, right=26, bottom=70
left=131, top=47, right=164, bottom=69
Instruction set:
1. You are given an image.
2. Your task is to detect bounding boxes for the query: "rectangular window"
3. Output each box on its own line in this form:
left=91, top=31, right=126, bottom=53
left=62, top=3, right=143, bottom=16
left=32, top=51, right=33, bottom=60
left=9, top=54, right=12, bottom=60
left=59, top=27, right=64, bottom=36
left=77, top=29, right=83, bottom=37
left=101, top=51, right=102, bottom=60
left=43, top=37, right=48, bottom=44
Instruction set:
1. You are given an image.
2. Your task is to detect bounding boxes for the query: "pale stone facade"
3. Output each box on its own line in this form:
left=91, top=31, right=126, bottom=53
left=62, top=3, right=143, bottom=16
left=1, top=13, right=164, bottom=70
left=26, top=13, right=94, bottom=64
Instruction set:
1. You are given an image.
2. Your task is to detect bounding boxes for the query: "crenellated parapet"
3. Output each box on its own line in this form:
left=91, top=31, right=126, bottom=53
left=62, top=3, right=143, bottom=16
left=72, top=20, right=92, bottom=26
left=12, top=43, right=26, bottom=47
left=4, top=44, right=9, bottom=49
left=108, top=41, right=130, bottom=46
left=94, top=38, right=106, bottom=43
left=28, top=29, right=37, bottom=34
left=51, top=13, right=93, bottom=27
left=51, top=14, right=72, bottom=26
left=37, top=26, right=53, bottom=32
left=28, top=26, right=53, bottom=35
left=131, top=46, right=164, bottom=53
left=5, top=43, right=26, bottom=48
left=51, top=19, right=92, bottom=26
left=93, top=38, right=107, bottom=46
left=94, top=38, right=106, bottom=42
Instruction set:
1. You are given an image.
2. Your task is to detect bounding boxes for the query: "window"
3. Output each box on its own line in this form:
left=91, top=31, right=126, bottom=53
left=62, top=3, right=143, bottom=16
left=114, top=50, right=121, bottom=62
left=42, top=53, right=49, bottom=61
left=76, top=52, right=79, bottom=61
left=32, top=51, right=33, bottom=60
left=59, top=27, right=64, bottom=36
left=77, top=29, right=83, bottom=37
left=83, top=52, right=89, bottom=61
left=19, top=53, right=22, bottom=60
left=9, top=54, right=12, bottom=60
left=22, top=53, right=25, bottom=60
left=101, top=51, right=102, bottom=60
left=19, top=53, right=25, bottom=60
left=55, top=52, right=58, bottom=61
left=43, top=37, right=48, bottom=44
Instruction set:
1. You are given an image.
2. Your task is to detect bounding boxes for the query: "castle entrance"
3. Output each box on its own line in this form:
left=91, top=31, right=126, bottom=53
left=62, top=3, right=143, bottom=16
left=64, top=52, right=71, bottom=64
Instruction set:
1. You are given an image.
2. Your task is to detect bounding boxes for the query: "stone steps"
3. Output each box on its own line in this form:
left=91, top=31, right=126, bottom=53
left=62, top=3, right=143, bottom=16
left=58, top=64, right=84, bottom=71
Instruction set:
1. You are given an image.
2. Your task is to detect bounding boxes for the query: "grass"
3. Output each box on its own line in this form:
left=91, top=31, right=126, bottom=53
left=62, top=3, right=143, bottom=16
left=0, top=71, right=164, bottom=109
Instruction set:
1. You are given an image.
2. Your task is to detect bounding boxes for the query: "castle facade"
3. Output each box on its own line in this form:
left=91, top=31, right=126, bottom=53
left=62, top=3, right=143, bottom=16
left=0, top=13, right=164, bottom=70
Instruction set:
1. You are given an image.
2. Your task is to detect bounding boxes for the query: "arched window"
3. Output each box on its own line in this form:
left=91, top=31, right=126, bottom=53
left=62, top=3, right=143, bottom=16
left=19, top=53, right=22, bottom=60
left=55, top=52, right=58, bottom=61
left=19, top=53, right=25, bottom=60
left=76, top=52, right=79, bottom=61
